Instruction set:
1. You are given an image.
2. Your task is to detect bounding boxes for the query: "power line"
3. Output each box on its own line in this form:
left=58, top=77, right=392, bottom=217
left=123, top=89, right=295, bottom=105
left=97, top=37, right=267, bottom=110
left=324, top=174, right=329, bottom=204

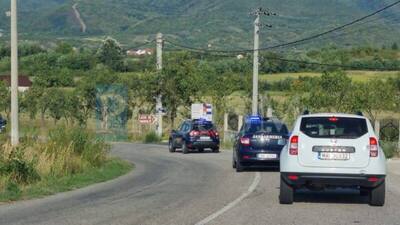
left=317, top=17, right=400, bottom=43
left=165, top=0, right=400, bottom=53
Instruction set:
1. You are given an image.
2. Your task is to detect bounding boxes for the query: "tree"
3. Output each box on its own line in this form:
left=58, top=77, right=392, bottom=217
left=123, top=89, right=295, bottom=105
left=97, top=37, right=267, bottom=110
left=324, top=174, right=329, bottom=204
left=352, top=80, right=396, bottom=123
left=303, top=71, right=353, bottom=112
left=97, top=37, right=125, bottom=71
left=47, top=88, right=69, bottom=124
left=55, top=42, right=74, bottom=54
left=157, top=53, right=204, bottom=128
left=391, top=42, right=399, bottom=50
left=0, top=81, right=10, bottom=117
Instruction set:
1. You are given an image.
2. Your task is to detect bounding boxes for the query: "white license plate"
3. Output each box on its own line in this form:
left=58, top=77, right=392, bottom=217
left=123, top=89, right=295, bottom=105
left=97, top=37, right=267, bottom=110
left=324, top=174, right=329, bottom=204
left=257, top=153, right=277, bottom=159
left=200, top=136, right=211, bottom=141
left=319, top=152, right=350, bottom=160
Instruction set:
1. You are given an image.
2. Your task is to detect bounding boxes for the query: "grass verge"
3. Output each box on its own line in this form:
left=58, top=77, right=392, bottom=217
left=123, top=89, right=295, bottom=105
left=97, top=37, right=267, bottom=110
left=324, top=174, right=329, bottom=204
left=0, top=158, right=132, bottom=202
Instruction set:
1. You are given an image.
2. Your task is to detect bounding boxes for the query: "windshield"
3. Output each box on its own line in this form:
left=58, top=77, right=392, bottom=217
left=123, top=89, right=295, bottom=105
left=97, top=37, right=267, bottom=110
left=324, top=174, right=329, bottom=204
left=300, top=117, right=368, bottom=139
left=244, top=121, right=288, bottom=135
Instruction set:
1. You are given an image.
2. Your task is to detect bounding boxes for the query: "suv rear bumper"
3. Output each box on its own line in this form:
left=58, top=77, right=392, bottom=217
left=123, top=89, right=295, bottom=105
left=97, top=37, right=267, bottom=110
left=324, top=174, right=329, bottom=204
left=188, top=141, right=219, bottom=149
left=281, top=172, right=385, bottom=188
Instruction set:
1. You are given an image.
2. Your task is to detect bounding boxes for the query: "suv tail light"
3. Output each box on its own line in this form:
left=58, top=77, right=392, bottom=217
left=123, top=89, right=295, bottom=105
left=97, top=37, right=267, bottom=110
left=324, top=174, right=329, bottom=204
left=190, top=130, right=200, bottom=137
left=369, top=137, right=378, bottom=157
left=289, top=136, right=299, bottom=155
left=240, top=137, right=251, bottom=146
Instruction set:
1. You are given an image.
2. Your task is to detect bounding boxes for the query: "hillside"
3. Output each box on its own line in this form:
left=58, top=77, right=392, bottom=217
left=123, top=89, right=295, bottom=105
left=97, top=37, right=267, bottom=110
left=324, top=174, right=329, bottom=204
left=1, top=0, right=400, bottom=49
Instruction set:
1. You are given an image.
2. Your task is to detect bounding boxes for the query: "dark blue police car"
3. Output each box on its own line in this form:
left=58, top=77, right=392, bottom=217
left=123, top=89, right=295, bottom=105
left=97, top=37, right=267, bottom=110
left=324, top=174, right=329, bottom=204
left=169, top=119, right=220, bottom=154
left=233, top=116, right=289, bottom=172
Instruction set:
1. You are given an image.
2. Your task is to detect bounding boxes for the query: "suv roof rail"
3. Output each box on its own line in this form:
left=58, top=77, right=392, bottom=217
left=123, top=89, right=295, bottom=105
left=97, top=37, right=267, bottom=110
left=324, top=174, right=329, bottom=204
left=302, top=110, right=310, bottom=115
left=355, top=111, right=364, bottom=116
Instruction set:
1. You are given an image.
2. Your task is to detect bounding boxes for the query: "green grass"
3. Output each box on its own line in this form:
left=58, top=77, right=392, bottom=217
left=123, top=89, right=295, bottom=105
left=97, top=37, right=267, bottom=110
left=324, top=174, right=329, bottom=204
left=260, top=71, right=400, bottom=83
left=0, top=158, right=133, bottom=202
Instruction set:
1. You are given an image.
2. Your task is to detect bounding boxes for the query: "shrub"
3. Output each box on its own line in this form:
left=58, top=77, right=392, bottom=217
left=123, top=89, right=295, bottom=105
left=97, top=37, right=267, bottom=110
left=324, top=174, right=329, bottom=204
left=4, top=181, right=21, bottom=200
left=144, top=132, right=161, bottom=143
left=381, top=142, right=399, bottom=159
left=0, top=145, right=40, bottom=184
left=0, top=125, right=110, bottom=194
left=47, top=126, right=110, bottom=169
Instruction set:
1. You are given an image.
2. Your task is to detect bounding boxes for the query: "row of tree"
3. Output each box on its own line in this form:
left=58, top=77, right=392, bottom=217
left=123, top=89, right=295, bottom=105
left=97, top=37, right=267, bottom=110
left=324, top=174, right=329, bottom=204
left=2, top=39, right=400, bottom=78
left=0, top=38, right=399, bottom=131
left=273, top=72, right=400, bottom=124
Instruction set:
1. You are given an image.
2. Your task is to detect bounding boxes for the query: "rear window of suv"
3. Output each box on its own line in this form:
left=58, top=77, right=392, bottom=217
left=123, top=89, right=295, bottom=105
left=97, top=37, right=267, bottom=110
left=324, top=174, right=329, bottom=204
left=244, top=122, right=289, bottom=135
left=193, top=123, right=215, bottom=131
left=300, top=117, right=368, bottom=139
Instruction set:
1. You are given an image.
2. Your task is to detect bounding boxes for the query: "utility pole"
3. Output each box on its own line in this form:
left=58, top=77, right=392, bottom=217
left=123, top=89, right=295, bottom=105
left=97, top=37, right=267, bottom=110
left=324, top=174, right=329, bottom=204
left=156, top=33, right=163, bottom=137
left=10, top=0, right=19, bottom=146
left=250, top=8, right=276, bottom=116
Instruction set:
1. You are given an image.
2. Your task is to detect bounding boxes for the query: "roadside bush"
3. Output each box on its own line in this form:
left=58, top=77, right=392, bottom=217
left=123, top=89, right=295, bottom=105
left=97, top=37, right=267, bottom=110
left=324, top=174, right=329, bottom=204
left=381, top=142, right=399, bottom=159
left=0, top=146, right=40, bottom=184
left=0, top=125, right=110, bottom=193
left=47, top=126, right=110, bottom=169
left=143, top=132, right=161, bottom=143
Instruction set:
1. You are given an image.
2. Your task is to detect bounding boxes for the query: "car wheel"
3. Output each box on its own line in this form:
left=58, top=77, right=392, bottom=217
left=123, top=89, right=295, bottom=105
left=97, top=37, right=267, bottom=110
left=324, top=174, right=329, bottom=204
left=198, top=148, right=204, bottom=153
left=182, top=142, right=189, bottom=154
left=369, top=181, right=385, bottom=206
left=279, top=177, right=294, bottom=204
left=212, top=147, right=220, bottom=153
left=232, top=155, right=237, bottom=169
left=168, top=140, right=176, bottom=153
left=235, top=159, right=244, bottom=172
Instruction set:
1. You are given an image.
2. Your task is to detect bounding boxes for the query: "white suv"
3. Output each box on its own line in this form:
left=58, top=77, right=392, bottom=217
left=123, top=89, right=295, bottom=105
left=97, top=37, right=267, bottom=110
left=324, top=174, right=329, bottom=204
left=280, top=113, right=386, bottom=206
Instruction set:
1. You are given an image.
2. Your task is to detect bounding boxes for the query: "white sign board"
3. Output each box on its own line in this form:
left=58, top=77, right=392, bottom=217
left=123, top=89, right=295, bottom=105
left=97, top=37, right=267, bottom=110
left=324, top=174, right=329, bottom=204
left=191, top=103, right=213, bottom=122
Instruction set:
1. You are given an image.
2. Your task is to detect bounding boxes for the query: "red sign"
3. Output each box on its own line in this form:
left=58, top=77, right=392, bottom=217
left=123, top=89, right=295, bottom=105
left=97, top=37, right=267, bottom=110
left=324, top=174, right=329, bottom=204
left=139, top=115, right=157, bottom=124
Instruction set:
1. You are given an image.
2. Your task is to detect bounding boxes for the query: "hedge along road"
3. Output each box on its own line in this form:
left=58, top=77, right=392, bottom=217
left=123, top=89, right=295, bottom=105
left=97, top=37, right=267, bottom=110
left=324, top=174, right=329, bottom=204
left=0, top=143, right=400, bottom=225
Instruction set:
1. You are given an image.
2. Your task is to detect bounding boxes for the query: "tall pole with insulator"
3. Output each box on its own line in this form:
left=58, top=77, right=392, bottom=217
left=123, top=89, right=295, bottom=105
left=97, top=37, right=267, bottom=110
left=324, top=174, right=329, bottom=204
left=250, top=8, right=276, bottom=116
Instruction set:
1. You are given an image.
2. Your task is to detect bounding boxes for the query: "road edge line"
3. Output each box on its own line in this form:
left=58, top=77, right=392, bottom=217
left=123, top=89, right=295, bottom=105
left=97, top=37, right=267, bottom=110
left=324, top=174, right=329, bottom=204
left=195, top=172, right=261, bottom=225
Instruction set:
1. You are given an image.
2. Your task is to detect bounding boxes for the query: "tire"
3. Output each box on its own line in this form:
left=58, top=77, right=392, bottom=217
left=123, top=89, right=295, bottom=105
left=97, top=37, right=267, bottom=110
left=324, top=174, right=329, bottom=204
left=235, top=159, right=244, bottom=172
left=279, top=177, right=294, bottom=204
left=198, top=148, right=204, bottom=153
left=212, top=147, right=220, bottom=153
left=182, top=142, right=189, bottom=154
left=369, top=181, right=385, bottom=206
left=168, top=140, right=176, bottom=153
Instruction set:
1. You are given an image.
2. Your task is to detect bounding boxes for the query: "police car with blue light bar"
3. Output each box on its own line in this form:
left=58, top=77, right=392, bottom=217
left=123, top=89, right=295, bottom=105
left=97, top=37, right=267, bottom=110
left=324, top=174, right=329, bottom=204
left=232, top=116, right=289, bottom=172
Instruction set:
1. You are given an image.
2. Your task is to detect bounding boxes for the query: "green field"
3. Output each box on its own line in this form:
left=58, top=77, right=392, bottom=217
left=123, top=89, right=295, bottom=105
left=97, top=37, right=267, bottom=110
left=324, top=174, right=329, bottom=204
left=260, top=71, right=400, bottom=83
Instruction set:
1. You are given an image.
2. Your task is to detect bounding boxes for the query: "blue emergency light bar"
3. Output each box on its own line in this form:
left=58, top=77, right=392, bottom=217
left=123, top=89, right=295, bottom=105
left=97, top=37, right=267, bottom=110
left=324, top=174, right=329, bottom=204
left=245, top=115, right=263, bottom=124
left=194, top=118, right=212, bottom=124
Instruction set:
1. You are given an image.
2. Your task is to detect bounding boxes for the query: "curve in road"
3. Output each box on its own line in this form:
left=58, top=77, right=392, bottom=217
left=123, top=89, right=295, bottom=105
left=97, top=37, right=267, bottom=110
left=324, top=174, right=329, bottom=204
left=0, top=143, right=400, bottom=225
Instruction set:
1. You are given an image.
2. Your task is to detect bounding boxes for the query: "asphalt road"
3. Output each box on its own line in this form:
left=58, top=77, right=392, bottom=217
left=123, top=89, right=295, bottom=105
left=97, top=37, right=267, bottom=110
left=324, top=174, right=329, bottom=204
left=0, top=143, right=400, bottom=225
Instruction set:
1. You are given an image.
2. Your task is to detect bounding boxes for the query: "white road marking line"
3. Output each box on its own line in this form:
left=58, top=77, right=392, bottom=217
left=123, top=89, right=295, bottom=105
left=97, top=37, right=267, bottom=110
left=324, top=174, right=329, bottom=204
left=195, top=172, right=261, bottom=225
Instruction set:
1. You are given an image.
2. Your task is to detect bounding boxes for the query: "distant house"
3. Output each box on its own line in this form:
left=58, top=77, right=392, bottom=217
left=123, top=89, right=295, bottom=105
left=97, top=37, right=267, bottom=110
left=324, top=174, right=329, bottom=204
left=0, top=75, right=32, bottom=92
left=126, top=48, right=154, bottom=57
